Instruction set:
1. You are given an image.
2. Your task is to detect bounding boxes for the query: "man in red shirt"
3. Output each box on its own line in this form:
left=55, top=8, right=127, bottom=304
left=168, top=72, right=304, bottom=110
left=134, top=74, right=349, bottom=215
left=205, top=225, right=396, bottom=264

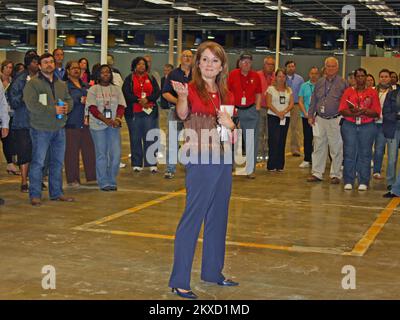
left=257, top=56, right=275, bottom=163
left=228, top=52, right=262, bottom=178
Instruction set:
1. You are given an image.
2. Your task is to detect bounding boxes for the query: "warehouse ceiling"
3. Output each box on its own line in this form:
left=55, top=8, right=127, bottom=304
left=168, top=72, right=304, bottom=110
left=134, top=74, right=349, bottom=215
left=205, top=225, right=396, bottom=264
left=0, top=0, right=399, bottom=51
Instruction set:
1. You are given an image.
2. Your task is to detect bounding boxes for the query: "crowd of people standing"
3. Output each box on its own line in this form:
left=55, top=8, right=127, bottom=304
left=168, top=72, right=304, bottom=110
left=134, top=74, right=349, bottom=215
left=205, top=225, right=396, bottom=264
left=1, top=47, right=400, bottom=206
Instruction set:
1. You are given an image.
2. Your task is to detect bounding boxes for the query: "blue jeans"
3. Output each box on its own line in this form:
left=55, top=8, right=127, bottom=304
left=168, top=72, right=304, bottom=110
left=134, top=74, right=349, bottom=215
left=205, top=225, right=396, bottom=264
left=90, top=127, right=121, bottom=189
left=29, top=128, right=65, bottom=199
left=130, top=115, right=158, bottom=167
left=386, top=128, right=400, bottom=186
left=372, top=123, right=386, bottom=174
left=341, top=120, right=377, bottom=186
left=166, top=108, right=184, bottom=173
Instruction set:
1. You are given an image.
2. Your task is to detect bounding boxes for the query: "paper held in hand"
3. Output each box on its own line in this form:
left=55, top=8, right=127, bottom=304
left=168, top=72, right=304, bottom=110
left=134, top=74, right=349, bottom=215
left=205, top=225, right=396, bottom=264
left=220, top=105, right=234, bottom=141
left=143, top=107, right=153, bottom=115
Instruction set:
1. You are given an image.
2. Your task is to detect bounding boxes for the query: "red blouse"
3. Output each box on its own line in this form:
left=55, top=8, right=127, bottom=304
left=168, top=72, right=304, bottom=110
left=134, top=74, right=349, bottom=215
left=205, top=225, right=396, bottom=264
left=132, top=73, right=155, bottom=113
left=187, top=82, right=235, bottom=116
left=339, top=87, right=381, bottom=124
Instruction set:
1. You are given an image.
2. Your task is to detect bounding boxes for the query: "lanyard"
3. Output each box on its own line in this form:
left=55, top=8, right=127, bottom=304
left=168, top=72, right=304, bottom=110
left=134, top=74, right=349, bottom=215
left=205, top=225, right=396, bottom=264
left=206, top=90, right=222, bottom=116
left=239, top=73, right=249, bottom=97
left=100, top=84, right=113, bottom=109
left=324, top=78, right=334, bottom=98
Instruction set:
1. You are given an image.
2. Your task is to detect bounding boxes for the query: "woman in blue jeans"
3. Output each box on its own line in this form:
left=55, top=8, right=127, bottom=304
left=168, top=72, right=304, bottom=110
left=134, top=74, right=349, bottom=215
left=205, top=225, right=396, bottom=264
left=122, top=57, right=160, bottom=173
left=86, top=65, right=126, bottom=191
left=339, top=68, right=381, bottom=191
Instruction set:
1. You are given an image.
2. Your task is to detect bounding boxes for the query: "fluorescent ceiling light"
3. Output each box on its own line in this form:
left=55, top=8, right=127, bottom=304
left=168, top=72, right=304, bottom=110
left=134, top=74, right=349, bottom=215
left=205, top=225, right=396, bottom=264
left=323, top=26, right=339, bottom=30
left=384, top=17, right=400, bottom=21
left=55, top=1, right=83, bottom=5
left=217, top=17, right=239, bottom=22
left=266, top=5, right=289, bottom=10
left=71, top=16, right=96, bottom=22
left=248, top=0, right=271, bottom=3
left=284, top=11, right=303, bottom=17
left=24, top=22, right=38, bottom=26
left=298, top=17, right=318, bottom=22
left=366, top=4, right=389, bottom=10
left=124, top=21, right=145, bottom=26
left=311, top=22, right=328, bottom=26
left=115, top=38, right=124, bottom=42
left=107, top=18, right=123, bottom=22
left=58, top=34, right=67, bottom=39
left=236, top=21, right=256, bottom=26
left=376, top=11, right=396, bottom=16
left=71, top=11, right=95, bottom=17
left=55, top=13, right=68, bottom=17
left=5, top=16, right=29, bottom=22
left=144, top=0, right=173, bottom=4
left=290, top=32, right=301, bottom=40
left=6, top=4, right=35, bottom=12
left=197, top=11, right=220, bottom=17
left=172, top=3, right=198, bottom=11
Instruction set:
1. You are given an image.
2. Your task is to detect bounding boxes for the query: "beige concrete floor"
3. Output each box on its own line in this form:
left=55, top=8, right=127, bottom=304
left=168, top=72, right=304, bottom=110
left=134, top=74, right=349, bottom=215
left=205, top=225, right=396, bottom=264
left=1, top=124, right=400, bottom=300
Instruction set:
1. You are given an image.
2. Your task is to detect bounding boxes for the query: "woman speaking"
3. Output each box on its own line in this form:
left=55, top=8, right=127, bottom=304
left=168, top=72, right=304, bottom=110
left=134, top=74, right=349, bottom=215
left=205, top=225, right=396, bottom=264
left=168, top=41, right=238, bottom=299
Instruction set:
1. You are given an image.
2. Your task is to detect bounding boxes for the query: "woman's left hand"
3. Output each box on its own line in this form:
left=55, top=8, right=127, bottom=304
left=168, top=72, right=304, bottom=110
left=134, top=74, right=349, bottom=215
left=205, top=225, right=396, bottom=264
left=217, top=110, right=234, bottom=130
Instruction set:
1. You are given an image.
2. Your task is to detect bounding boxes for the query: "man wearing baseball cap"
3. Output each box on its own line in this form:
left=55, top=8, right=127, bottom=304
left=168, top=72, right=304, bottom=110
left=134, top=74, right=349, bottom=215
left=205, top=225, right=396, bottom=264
left=228, top=51, right=261, bottom=179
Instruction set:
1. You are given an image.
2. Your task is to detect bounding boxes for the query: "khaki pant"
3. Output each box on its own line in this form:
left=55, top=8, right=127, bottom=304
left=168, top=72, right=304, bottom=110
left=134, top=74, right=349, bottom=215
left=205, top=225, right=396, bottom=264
left=289, top=103, right=301, bottom=154
left=311, top=116, right=343, bottom=180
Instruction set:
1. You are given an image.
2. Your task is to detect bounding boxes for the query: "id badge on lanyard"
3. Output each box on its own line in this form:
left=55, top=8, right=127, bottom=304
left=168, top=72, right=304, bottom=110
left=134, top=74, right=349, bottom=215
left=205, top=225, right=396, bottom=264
left=356, top=117, right=361, bottom=125
left=241, top=93, right=246, bottom=106
left=104, top=108, right=112, bottom=119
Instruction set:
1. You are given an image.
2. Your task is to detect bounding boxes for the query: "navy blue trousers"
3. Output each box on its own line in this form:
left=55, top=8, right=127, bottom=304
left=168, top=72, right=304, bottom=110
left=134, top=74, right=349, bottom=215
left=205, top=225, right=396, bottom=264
left=169, top=161, right=232, bottom=291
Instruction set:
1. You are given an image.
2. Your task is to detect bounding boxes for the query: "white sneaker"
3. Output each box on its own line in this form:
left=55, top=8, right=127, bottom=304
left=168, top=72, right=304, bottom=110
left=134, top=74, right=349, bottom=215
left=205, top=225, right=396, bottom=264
left=132, top=166, right=142, bottom=172
left=299, top=161, right=311, bottom=168
left=149, top=166, right=158, bottom=173
left=358, top=184, right=368, bottom=191
left=344, top=184, right=353, bottom=190
left=120, top=162, right=127, bottom=168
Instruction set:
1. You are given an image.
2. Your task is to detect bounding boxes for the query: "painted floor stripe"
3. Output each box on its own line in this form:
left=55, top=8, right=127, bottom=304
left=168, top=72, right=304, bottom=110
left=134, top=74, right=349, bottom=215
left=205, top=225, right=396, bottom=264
left=72, top=189, right=185, bottom=230
left=74, top=227, right=346, bottom=255
left=344, top=198, right=400, bottom=256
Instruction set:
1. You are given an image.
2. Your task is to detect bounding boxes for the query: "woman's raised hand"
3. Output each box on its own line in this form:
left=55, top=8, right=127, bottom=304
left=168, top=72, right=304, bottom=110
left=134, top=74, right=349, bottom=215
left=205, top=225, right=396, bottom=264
left=171, top=80, right=188, bottom=98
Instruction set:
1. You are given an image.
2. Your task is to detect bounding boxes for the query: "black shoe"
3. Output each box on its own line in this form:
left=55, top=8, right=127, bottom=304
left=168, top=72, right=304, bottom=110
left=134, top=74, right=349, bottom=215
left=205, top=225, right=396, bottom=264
left=383, top=192, right=398, bottom=198
left=20, top=184, right=29, bottom=193
left=101, top=186, right=111, bottom=191
left=217, top=279, right=239, bottom=286
left=171, top=288, right=198, bottom=299
left=109, top=186, right=117, bottom=191
left=0, top=198, right=4, bottom=205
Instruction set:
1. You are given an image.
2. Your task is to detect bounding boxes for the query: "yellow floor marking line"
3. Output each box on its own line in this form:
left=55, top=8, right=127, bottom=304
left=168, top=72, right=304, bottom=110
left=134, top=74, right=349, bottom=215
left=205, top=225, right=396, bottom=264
left=343, top=198, right=400, bottom=257
left=72, top=186, right=398, bottom=256
left=72, top=189, right=185, bottom=231
left=75, top=227, right=345, bottom=255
